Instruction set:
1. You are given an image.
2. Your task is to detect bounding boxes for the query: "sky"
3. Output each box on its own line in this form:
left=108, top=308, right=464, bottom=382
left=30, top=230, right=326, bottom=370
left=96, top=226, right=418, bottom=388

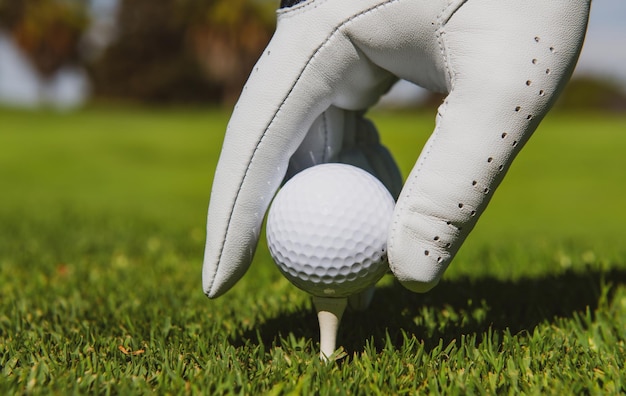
left=575, top=0, right=626, bottom=85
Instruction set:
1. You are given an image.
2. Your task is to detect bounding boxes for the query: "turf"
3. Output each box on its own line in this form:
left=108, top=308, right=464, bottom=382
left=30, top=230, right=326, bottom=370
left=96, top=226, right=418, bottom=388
left=0, top=106, right=625, bottom=394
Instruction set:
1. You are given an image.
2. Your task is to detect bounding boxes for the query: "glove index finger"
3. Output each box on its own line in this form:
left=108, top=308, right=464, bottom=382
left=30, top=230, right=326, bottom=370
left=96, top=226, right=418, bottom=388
left=201, top=41, right=326, bottom=298
left=203, top=0, right=394, bottom=298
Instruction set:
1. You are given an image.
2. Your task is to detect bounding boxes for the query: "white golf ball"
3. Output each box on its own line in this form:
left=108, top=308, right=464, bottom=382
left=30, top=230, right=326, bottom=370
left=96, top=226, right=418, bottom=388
left=266, top=163, right=395, bottom=297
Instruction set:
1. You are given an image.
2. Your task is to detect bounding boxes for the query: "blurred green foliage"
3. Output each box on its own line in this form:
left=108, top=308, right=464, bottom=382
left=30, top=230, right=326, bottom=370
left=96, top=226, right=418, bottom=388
left=89, top=0, right=219, bottom=104
left=555, top=77, right=626, bottom=112
left=90, top=0, right=276, bottom=104
left=0, top=0, right=88, bottom=76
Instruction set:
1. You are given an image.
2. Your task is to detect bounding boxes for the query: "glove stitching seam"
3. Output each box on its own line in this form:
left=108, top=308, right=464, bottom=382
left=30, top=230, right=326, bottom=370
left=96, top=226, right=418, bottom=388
left=436, top=0, right=467, bottom=91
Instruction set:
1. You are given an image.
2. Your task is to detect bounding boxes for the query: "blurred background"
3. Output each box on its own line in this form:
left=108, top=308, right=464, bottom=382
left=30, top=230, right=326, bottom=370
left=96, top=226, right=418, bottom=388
left=0, top=0, right=624, bottom=111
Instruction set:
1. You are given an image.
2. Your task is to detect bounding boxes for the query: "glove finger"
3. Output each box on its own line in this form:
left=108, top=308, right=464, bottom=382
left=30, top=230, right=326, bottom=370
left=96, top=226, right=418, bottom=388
left=388, top=0, right=590, bottom=293
left=285, top=106, right=346, bottom=180
left=203, top=2, right=394, bottom=298
left=288, top=106, right=402, bottom=196
left=338, top=115, right=403, bottom=199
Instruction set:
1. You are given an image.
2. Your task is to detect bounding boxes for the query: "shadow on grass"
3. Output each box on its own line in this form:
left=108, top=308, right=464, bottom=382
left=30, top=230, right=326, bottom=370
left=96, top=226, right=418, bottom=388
left=232, top=268, right=626, bottom=354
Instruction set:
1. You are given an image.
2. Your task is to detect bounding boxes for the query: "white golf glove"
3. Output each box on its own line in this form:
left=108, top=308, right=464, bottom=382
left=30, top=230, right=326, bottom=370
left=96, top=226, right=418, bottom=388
left=202, top=0, right=591, bottom=299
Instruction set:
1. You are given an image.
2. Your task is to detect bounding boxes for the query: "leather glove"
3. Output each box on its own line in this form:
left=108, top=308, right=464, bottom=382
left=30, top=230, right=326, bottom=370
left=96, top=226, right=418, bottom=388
left=202, top=0, right=591, bottom=299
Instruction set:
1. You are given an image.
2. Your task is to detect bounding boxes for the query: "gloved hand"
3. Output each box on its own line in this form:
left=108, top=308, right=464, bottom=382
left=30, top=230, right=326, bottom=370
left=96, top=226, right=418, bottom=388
left=202, top=0, right=591, bottom=299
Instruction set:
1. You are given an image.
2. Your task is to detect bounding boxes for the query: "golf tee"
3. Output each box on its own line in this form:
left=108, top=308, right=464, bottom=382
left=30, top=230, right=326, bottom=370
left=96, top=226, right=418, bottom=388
left=312, top=295, right=348, bottom=361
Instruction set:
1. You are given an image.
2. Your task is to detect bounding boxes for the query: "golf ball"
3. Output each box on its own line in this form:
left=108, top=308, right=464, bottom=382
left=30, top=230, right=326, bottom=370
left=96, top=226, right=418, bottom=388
left=266, top=163, right=395, bottom=297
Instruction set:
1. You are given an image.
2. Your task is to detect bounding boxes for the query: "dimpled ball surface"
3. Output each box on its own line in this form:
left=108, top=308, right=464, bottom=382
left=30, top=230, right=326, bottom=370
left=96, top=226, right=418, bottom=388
left=266, top=163, right=395, bottom=297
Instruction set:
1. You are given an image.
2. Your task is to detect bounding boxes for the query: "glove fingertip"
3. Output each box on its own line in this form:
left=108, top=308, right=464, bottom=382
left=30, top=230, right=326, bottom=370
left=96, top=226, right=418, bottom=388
left=395, top=276, right=440, bottom=294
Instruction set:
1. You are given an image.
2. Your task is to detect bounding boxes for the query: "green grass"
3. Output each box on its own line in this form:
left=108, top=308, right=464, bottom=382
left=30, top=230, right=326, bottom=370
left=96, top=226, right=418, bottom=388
left=0, top=106, right=625, bottom=394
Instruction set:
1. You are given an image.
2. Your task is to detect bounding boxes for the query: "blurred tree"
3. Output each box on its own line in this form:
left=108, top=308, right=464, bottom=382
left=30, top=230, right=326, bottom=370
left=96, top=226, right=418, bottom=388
left=91, top=0, right=276, bottom=105
left=0, top=0, right=89, bottom=77
left=90, top=0, right=215, bottom=104
left=555, top=77, right=626, bottom=112
left=185, top=0, right=275, bottom=104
